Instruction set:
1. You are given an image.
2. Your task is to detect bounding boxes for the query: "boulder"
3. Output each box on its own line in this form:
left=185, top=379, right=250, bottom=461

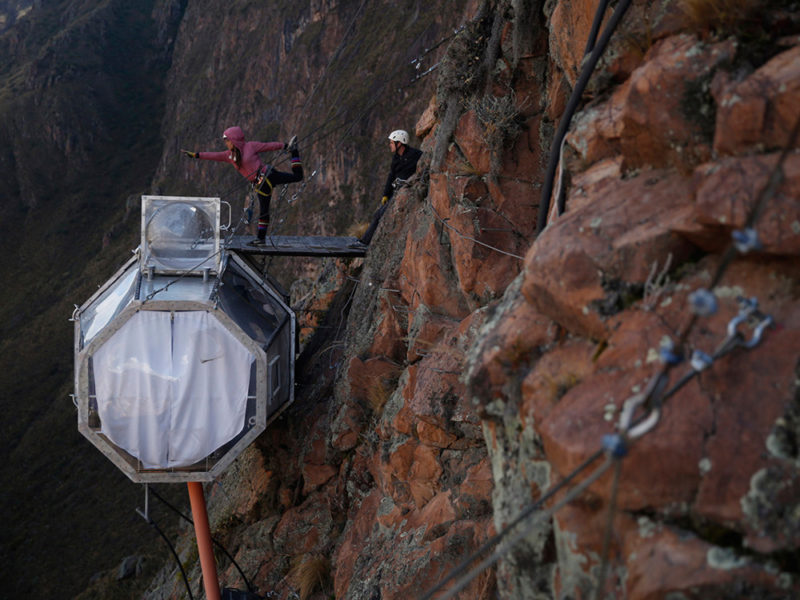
left=686, top=152, right=800, bottom=256
left=714, top=44, right=800, bottom=155
left=523, top=168, right=698, bottom=339
left=567, top=34, right=736, bottom=171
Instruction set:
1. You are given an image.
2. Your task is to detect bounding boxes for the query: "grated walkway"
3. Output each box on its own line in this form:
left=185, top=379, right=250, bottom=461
left=227, top=235, right=367, bottom=257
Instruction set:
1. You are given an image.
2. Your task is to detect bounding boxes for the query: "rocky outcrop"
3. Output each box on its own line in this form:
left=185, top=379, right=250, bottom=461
left=135, top=2, right=800, bottom=599
left=467, top=4, right=800, bottom=599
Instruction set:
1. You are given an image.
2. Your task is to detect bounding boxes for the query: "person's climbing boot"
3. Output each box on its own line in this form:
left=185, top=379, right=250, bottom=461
left=248, top=238, right=266, bottom=247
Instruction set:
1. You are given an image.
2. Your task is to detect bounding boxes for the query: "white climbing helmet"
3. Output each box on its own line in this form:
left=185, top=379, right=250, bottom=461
left=388, top=129, right=409, bottom=145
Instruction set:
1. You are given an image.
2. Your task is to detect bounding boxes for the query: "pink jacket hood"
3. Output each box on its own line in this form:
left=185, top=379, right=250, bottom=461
left=223, top=126, right=246, bottom=146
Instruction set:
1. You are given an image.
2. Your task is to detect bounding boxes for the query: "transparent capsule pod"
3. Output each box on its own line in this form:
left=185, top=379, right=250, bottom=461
left=73, top=196, right=295, bottom=482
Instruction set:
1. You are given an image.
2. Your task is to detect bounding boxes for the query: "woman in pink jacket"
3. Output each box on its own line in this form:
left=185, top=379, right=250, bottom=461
left=183, top=125, right=302, bottom=246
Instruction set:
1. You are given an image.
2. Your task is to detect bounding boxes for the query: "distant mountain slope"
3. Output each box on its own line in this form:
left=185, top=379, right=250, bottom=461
left=0, top=0, right=184, bottom=596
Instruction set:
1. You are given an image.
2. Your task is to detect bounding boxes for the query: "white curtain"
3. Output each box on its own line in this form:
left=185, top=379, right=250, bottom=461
left=94, top=311, right=254, bottom=469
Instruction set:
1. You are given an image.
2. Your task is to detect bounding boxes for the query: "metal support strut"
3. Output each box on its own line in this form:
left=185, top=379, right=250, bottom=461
left=187, top=482, right=221, bottom=600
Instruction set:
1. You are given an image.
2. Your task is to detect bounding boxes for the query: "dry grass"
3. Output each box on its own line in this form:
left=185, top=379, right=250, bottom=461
left=287, top=554, right=332, bottom=600
left=643, top=253, right=673, bottom=311
left=347, top=221, right=369, bottom=238
left=471, top=90, right=529, bottom=176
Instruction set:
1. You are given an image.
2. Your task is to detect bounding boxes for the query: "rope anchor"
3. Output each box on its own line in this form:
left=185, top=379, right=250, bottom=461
left=617, top=371, right=667, bottom=442
left=725, top=296, right=774, bottom=349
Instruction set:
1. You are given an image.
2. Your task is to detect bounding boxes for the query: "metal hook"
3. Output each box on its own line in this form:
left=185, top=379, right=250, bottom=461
left=725, top=297, right=773, bottom=349
left=618, top=371, right=667, bottom=439
left=627, top=406, right=662, bottom=439
left=726, top=297, right=759, bottom=340
left=742, top=314, right=774, bottom=349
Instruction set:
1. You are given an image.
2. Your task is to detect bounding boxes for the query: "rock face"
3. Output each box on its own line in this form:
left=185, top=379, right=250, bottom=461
left=29, top=0, right=798, bottom=598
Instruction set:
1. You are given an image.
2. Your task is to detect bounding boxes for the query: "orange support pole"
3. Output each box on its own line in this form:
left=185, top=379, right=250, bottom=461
left=187, top=482, right=221, bottom=600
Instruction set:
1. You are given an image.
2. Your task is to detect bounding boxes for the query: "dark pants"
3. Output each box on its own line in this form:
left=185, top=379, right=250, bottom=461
left=360, top=199, right=390, bottom=245
left=253, top=149, right=303, bottom=238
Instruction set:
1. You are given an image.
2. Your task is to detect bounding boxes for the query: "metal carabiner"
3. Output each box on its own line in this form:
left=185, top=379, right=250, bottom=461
left=618, top=371, right=668, bottom=440
left=742, top=314, right=774, bottom=349
left=726, top=297, right=758, bottom=341
left=627, top=405, right=661, bottom=439
left=725, top=297, right=773, bottom=349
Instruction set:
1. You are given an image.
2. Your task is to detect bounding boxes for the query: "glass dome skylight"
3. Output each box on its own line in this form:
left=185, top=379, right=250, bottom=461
left=141, top=196, right=222, bottom=274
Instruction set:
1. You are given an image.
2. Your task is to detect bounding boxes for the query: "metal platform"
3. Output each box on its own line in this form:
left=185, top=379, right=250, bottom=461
left=226, top=235, right=367, bottom=257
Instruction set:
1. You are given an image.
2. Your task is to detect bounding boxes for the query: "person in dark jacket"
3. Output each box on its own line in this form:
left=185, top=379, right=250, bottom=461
left=182, top=126, right=302, bottom=246
left=353, top=129, right=422, bottom=247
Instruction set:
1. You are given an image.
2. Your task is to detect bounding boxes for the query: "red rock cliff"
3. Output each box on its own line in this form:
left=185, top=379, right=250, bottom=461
left=143, top=1, right=800, bottom=599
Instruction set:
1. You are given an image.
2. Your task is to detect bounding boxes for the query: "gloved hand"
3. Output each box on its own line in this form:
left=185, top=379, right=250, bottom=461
left=381, top=195, right=389, bottom=205
left=181, top=149, right=198, bottom=158
left=286, top=135, right=298, bottom=152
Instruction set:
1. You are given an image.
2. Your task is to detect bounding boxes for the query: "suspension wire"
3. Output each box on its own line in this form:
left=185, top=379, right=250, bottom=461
left=536, top=0, right=632, bottom=235
left=137, top=489, right=195, bottom=600
left=428, top=455, right=615, bottom=600
left=293, top=19, right=460, bottom=152
left=148, top=486, right=257, bottom=594
left=410, top=24, right=465, bottom=69
left=425, top=293, right=776, bottom=600
left=593, top=458, right=622, bottom=600
left=284, top=6, right=440, bottom=156
left=583, top=0, right=611, bottom=56
left=429, top=202, right=526, bottom=260
left=419, top=449, right=605, bottom=600
left=660, top=110, right=800, bottom=377
left=584, top=116, right=800, bottom=596
left=583, top=112, right=800, bottom=595
left=290, top=22, right=443, bottom=152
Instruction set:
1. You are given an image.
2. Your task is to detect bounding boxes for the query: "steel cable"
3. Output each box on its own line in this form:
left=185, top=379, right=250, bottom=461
left=419, top=448, right=605, bottom=600
left=426, top=455, right=614, bottom=600
left=149, top=486, right=257, bottom=594
left=536, top=0, right=632, bottom=235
